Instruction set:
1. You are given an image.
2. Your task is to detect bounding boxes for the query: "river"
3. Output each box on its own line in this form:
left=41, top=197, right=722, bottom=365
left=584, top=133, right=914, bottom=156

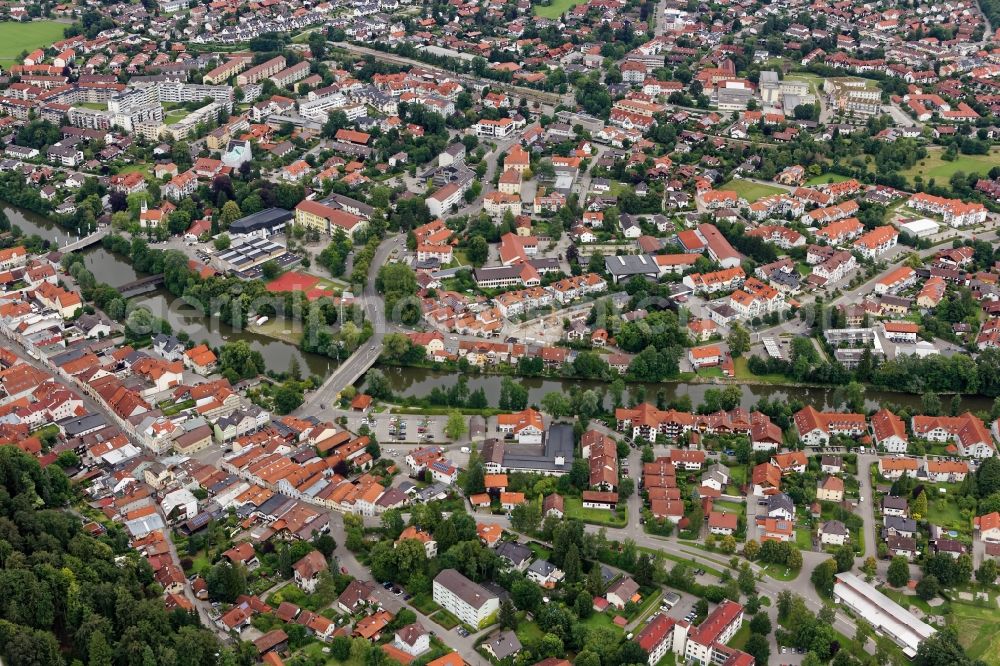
left=13, top=203, right=996, bottom=413
left=378, top=366, right=995, bottom=413
left=8, top=204, right=335, bottom=378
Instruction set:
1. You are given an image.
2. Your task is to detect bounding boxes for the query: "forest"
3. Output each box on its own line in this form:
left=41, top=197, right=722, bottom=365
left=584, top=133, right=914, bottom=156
left=0, top=447, right=254, bottom=666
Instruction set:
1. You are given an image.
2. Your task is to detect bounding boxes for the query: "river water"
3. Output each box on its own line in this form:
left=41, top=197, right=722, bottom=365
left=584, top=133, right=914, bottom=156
left=14, top=203, right=995, bottom=412
left=9, top=204, right=334, bottom=378
left=377, top=366, right=994, bottom=413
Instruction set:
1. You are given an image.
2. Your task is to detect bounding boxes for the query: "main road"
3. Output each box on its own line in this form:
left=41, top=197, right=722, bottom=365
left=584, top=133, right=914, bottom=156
left=296, top=233, right=405, bottom=414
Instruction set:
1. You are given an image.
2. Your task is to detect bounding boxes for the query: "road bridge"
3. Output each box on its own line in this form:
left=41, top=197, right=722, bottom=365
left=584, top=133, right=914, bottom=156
left=60, top=227, right=110, bottom=253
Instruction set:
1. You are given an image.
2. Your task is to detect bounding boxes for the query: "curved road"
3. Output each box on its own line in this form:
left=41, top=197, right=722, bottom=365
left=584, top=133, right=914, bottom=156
left=297, top=234, right=406, bottom=414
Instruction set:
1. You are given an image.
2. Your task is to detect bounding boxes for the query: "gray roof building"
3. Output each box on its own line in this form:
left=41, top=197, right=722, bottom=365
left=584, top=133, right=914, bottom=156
left=228, top=207, right=293, bottom=236
left=434, top=569, right=498, bottom=612
left=883, top=496, right=909, bottom=512
left=61, top=413, right=107, bottom=438
left=501, top=423, right=574, bottom=475
left=767, top=493, right=795, bottom=517
left=604, top=254, right=660, bottom=284
left=884, top=516, right=917, bottom=536
left=495, top=541, right=532, bottom=569
left=821, top=520, right=848, bottom=536
left=484, top=630, right=522, bottom=660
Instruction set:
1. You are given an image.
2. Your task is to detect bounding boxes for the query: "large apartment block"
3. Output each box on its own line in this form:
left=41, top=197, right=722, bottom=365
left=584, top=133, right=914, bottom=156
left=432, top=569, right=499, bottom=628
left=237, top=56, right=287, bottom=86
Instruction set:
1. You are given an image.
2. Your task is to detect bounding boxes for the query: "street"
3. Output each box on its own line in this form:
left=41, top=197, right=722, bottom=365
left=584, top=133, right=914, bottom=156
left=297, top=233, right=405, bottom=415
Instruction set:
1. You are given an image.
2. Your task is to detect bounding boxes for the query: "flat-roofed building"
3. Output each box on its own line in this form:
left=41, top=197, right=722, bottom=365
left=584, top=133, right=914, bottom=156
left=833, top=572, right=934, bottom=658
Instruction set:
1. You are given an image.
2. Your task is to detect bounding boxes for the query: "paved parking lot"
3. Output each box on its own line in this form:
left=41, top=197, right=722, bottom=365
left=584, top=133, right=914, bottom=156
left=346, top=413, right=449, bottom=446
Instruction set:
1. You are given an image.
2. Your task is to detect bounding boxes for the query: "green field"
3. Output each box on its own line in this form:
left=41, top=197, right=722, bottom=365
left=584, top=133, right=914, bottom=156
left=951, top=602, right=1000, bottom=664
left=533, top=0, right=588, bottom=18
left=733, top=356, right=787, bottom=384
left=248, top=317, right=304, bottom=345
left=721, top=179, right=786, bottom=202
left=117, top=164, right=151, bottom=178
left=164, top=109, right=190, bottom=125
left=0, top=21, right=67, bottom=69
left=582, top=610, right=624, bottom=634
left=430, top=610, right=459, bottom=630
left=515, top=619, right=545, bottom=644
left=925, top=496, right=969, bottom=534
left=763, top=562, right=800, bottom=581
left=805, top=173, right=852, bottom=186
left=565, top=497, right=627, bottom=527
left=727, top=624, right=751, bottom=650
left=785, top=74, right=823, bottom=94
left=902, top=148, right=1000, bottom=185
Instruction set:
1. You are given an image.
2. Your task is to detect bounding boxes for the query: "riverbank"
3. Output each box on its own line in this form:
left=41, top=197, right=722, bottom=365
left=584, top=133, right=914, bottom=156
left=5, top=203, right=337, bottom=377
left=372, top=362, right=996, bottom=414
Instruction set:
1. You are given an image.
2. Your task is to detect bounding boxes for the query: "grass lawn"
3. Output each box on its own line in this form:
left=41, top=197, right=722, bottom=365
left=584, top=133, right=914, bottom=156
left=411, top=593, right=440, bottom=616
left=188, top=552, right=211, bottom=575
left=902, top=147, right=1000, bottom=185
left=565, top=497, right=628, bottom=527
left=881, top=588, right=947, bottom=616
left=527, top=542, right=552, bottom=560
left=698, top=366, right=725, bottom=378
left=607, top=181, right=631, bottom=196
left=763, top=562, right=800, bottom=581
left=721, top=179, right=786, bottom=202
left=926, top=497, right=968, bottom=534
left=950, top=601, right=1000, bottom=664
left=714, top=500, right=744, bottom=514
left=430, top=610, right=459, bottom=630
left=75, top=101, right=108, bottom=111
left=727, top=624, right=751, bottom=650
left=728, top=465, right=747, bottom=487
left=733, top=356, right=787, bottom=383
left=642, top=545, right=724, bottom=577
left=298, top=641, right=363, bottom=666
left=583, top=611, right=624, bottom=634
left=534, top=0, right=588, bottom=18
left=249, top=317, right=304, bottom=345
left=31, top=423, right=60, bottom=440
left=0, top=21, right=66, bottom=69
left=654, top=654, right=677, bottom=666
left=515, top=619, right=544, bottom=644
left=795, top=528, right=813, bottom=551
left=116, top=164, right=151, bottom=178
left=164, top=109, right=191, bottom=125
left=805, top=173, right=852, bottom=186
left=161, top=399, right=195, bottom=416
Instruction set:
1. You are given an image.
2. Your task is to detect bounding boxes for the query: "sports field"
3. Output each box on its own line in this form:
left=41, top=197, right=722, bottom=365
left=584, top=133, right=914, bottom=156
left=902, top=147, right=1000, bottom=184
left=533, top=0, right=588, bottom=18
left=265, top=270, right=339, bottom=301
left=0, top=21, right=67, bottom=70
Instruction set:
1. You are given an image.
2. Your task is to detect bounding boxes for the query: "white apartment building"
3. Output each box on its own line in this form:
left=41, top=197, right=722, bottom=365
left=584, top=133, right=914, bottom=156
left=432, top=569, right=499, bottom=628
